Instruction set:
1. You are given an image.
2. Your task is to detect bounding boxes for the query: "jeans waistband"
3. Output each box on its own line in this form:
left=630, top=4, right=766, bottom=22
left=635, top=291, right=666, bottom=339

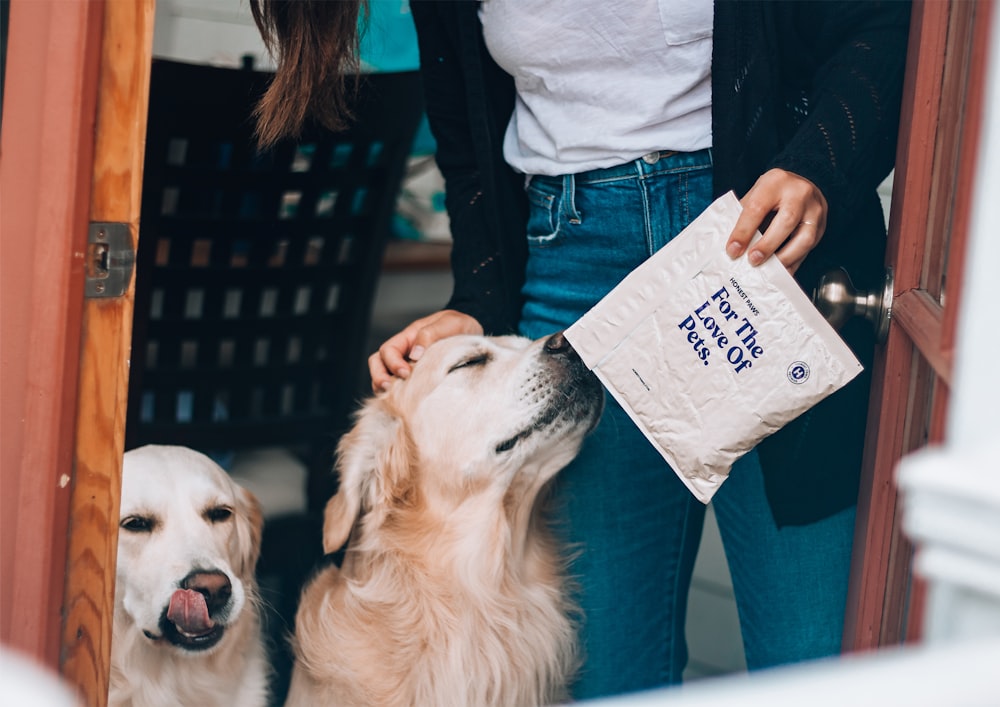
left=529, top=148, right=713, bottom=187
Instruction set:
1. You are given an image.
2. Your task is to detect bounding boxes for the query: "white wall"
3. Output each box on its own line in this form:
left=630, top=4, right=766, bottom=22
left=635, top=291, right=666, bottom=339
left=152, top=0, right=272, bottom=68
left=947, top=3, right=1000, bottom=450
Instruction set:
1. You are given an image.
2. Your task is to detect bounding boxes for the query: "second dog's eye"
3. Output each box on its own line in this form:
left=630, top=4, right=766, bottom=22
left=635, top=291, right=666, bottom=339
left=120, top=515, right=155, bottom=533
left=205, top=506, right=233, bottom=523
left=448, top=353, right=490, bottom=373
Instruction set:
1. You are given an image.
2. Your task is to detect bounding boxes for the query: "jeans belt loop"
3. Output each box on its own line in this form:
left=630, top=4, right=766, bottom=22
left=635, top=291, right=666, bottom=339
left=563, top=173, right=581, bottom=224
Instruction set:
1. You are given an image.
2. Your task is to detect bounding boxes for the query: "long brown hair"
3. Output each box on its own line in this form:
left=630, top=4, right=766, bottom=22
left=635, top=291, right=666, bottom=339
left=249, top=0, right=369, bottom=149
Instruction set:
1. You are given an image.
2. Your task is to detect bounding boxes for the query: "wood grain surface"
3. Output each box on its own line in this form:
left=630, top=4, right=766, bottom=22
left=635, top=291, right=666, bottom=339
left=60, top=2, right=154, bottom=704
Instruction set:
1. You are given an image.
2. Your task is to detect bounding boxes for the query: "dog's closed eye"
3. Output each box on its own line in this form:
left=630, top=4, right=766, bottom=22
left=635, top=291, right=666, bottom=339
left=448, top=353, right=490, bottom=373
left=495, top=436, right=520, bottom=454
left=205, top=506, right=234, bottom=524
left=120, top=515, right=156, bottom=533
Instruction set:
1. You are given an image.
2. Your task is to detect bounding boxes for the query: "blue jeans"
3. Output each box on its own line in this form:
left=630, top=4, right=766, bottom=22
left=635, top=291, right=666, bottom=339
left=517, top=150, right=856, bottom=700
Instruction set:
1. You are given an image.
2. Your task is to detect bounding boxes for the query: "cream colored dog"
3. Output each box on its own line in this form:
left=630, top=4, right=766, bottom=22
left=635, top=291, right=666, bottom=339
left=286, top=332, right=604, bottom=707
left=111, top=445, right=268, bottom=707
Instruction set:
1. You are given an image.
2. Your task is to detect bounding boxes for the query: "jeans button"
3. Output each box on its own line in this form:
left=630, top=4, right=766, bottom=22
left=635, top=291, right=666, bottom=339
left=641, top=151, right=660, bottom=165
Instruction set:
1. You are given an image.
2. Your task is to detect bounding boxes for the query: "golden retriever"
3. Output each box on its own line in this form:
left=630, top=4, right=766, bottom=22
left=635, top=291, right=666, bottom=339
left=285, top=332, right=604, bottom=707
left=111, top=445, right=268, bottom=707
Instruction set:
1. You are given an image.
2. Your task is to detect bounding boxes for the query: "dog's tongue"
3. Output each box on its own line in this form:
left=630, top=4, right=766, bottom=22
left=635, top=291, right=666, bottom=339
left=167, top=589, right=214, bottom=634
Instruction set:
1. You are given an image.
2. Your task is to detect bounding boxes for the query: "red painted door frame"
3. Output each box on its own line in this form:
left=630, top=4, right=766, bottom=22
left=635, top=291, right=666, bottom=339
left=1, top=0, right=104, bottom=666
left=844, top=0, right=993, bottom=650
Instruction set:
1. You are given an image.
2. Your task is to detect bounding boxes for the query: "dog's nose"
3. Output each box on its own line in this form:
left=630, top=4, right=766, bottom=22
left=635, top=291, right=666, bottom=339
left=544, top=331, right=573, bottom=356
left=181, top=570, right=232, bottom=614
left=544, top=331, right=569, bottom=354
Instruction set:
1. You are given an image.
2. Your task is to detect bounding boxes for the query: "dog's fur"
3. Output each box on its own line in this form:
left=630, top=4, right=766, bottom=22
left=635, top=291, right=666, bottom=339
left=286, top=333, right=604, bottom=707
left=111, top=445, right=268, bottom=707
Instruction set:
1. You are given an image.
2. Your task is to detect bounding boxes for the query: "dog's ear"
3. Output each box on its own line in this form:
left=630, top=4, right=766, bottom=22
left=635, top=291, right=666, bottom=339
left=323, top=397, right=412, bottom=554
left=233, top=485, right=264, bottom=579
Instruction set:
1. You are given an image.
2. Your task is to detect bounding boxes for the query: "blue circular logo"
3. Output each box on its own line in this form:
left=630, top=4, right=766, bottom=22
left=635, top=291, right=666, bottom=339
left=787, top=361, right=810, bottom=384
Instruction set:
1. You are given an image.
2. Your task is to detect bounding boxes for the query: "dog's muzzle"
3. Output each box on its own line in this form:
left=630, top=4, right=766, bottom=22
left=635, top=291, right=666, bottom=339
left=156, top=569, right=234, bottom=651
left=544, top=331, right=604, bottom=423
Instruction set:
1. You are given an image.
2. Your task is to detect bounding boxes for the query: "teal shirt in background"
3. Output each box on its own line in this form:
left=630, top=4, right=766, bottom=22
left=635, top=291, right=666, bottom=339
left=361, top=0, right=420, bottom=72
left=361, top=1, right=434, bottom=156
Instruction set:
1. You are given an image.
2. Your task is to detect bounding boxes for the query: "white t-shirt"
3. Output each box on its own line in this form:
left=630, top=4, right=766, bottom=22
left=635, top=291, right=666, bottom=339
left=480, top=0, right=713, bottom=176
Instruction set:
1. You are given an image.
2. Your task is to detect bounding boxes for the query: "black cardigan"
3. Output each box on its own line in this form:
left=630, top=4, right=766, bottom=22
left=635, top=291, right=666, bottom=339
left=410, top=0, right=911, bottom=525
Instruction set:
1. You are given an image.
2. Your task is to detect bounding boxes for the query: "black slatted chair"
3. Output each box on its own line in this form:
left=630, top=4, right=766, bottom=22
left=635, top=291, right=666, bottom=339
left=127, top=59, right=423, bottom=506
left=126, top=59, right=424, bottom=703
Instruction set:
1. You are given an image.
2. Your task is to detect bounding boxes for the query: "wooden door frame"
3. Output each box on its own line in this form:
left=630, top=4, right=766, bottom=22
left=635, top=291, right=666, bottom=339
left=0, top=1, right=154, bottom=704
left=844, top=0, right=993, bottom=651
left=61, top=4, right=155, bottom=703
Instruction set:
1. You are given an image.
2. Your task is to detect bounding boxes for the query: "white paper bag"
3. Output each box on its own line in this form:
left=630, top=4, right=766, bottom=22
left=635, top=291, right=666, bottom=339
left=564, top=192, right=863, bottom=503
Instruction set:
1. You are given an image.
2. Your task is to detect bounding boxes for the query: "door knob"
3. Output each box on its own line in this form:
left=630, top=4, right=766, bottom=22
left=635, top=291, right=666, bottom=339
left=811, top=267, right=893, bottom=344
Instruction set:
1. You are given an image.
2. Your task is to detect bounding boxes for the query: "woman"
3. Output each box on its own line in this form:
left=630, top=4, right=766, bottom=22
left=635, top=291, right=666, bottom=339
left=253, top=1, right=911, bottom=700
